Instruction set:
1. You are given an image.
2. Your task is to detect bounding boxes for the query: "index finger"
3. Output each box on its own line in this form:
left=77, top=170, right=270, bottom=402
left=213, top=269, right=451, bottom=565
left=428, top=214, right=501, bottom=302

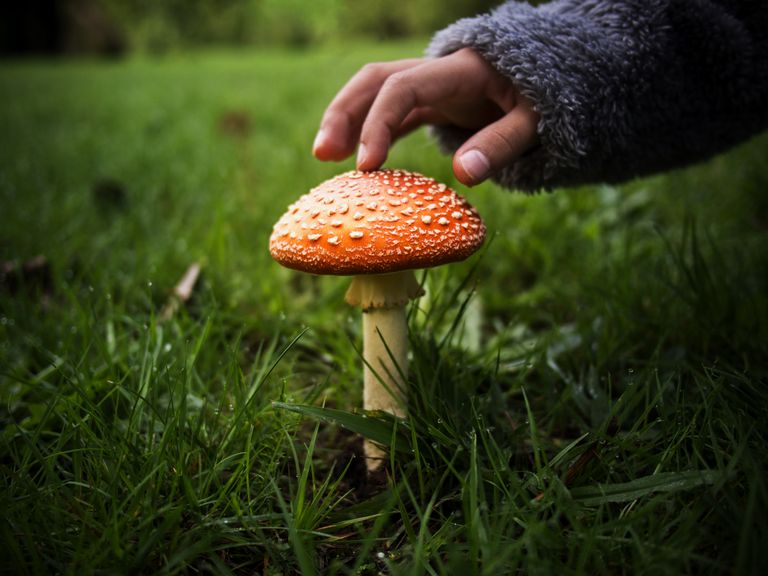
left=356, top=52, right=494, bottom=170
left=313, top=59, right=425, bottom=162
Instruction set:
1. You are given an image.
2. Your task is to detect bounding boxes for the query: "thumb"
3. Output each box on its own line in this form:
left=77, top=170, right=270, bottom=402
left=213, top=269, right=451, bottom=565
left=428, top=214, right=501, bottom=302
left=452, top=104, right=539, bottom=186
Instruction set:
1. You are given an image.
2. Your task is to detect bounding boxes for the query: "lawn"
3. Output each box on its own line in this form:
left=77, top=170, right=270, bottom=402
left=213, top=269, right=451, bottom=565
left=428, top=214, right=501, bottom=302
left=1, top=42, right=767, bottom=575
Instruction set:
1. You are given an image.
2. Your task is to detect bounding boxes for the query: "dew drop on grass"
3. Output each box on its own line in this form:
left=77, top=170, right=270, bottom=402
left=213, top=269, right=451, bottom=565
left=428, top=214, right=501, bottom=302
left=163, top=343, right=172, bottom=353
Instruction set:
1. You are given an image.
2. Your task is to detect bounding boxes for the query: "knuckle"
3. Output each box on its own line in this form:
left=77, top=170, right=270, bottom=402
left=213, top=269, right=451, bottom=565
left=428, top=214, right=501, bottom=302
left=490, top=125, right=521, bottom=155
left=359, top=62, right=385, bottom=80
left=381, top=71, right=415, bottom=99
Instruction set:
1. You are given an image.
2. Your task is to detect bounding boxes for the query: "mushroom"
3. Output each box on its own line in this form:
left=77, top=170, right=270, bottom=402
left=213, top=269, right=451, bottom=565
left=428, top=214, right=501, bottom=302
left=269, top=169, right=486, bottom=470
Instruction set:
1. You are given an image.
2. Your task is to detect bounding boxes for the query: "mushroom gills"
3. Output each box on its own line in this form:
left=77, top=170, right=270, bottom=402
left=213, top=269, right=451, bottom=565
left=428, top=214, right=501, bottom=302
left=345, top=270, right=424, bottom=311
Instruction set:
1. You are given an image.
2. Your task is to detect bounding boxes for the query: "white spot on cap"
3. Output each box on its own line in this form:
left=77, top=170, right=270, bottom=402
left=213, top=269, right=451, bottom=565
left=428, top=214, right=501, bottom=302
left=307, top=233, right=321, bottom=242
left=331, top=220, right=342, bottom=227
left=328, top=236, right=341, bottom=246
left=349, top=230, right=364, bottom=239
left=353, top=211, right=364, bottom=221
left=438, top=217, right=450, bottom=226
left=452, top=211, right=463, bottom=220
left=337, top=203, right=349, bottom=214
left=421, top=215, right=432, bottom=225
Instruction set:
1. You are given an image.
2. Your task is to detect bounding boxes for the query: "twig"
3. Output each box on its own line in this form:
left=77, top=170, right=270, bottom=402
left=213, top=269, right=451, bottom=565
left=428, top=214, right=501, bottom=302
left=160, top=262, right=202, bottom=321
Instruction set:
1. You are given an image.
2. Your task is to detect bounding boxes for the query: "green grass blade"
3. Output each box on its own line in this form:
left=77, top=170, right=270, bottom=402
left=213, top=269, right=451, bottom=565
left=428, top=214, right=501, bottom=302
left=272, top=403, right=410, bottom=453
left=570, top=470, right=723, bottom=505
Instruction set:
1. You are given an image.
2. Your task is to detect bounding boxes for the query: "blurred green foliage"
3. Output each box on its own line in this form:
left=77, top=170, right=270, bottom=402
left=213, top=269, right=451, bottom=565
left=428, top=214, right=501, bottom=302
left=95, top=0, right=501, bottom=53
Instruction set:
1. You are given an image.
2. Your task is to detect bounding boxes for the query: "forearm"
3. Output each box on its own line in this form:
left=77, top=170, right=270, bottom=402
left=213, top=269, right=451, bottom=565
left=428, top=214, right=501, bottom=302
left=428, top=0, right=768, bottom=191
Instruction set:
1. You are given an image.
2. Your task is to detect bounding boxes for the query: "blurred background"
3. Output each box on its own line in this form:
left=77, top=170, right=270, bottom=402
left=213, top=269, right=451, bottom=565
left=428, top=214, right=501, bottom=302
left=2, top=0, right=505, bottom=56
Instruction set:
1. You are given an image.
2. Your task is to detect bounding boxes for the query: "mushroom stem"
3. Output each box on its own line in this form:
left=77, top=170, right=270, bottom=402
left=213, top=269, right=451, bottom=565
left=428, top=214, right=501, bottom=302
left=361, top=305, right=408, bottom=467
left=345, top=271, right=424, bottom=470
left=362, top=305, right=408, bottom=418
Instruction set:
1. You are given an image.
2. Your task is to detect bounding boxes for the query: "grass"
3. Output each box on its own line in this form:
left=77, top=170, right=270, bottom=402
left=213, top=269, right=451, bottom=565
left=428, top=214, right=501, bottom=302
left=2, top=41, right=767, bottom=575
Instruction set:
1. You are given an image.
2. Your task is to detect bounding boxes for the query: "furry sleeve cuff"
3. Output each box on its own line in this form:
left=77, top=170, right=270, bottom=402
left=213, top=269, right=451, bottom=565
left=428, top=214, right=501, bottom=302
left=427, top=0, right=767, bottom=192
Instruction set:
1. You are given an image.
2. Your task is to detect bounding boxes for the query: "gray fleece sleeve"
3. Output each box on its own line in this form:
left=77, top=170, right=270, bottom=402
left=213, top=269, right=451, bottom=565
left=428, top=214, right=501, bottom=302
left=427, top=0, right=768, bottom=192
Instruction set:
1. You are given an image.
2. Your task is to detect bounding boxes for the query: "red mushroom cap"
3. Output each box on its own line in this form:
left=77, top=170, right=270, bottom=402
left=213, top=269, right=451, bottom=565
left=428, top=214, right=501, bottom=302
left=269, top=169, right=486, bottom=275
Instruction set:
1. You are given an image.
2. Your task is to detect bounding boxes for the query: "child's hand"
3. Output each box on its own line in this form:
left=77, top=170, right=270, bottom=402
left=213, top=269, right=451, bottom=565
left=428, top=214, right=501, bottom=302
left=312, top=48, right=539, bottom=186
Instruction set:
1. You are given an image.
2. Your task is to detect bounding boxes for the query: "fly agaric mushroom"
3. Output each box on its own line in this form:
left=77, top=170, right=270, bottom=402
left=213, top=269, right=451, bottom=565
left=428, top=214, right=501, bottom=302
left=269, top=169, right=486, bottom=469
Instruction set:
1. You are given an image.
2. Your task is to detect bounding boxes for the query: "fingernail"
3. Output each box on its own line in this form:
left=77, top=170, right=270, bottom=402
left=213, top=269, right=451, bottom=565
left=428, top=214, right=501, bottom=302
left=356, top=143, right=368, bottom=168
left=312, top=129, right=327, bottom=155
left=459, top=149, right=490, bottom=183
